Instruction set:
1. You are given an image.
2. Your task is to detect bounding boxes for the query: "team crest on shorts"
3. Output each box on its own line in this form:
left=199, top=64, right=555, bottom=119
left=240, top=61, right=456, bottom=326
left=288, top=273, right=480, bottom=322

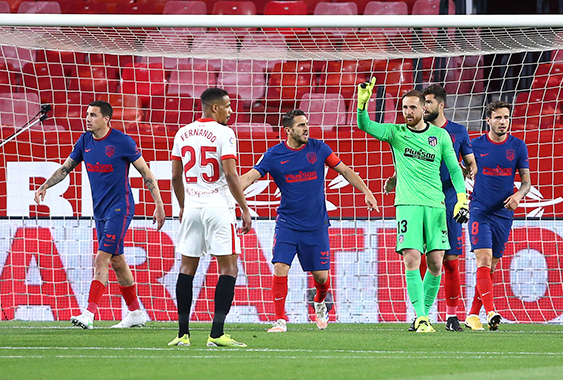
left=428, top=136, right=437, bottom=147
left=399, top=234, right=404, bottom=244
left=506, top=149, right=515, bottom=161
left=106, top=145, right=115, bottom=157
left=307, top=152, right=317, bottom=164
left=471, top=235, right=479, bottom=245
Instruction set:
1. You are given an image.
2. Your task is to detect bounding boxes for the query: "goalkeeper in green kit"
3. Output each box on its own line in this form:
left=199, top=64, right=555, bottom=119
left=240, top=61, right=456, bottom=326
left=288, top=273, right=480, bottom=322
left=357, top=79, right=469, bottom=332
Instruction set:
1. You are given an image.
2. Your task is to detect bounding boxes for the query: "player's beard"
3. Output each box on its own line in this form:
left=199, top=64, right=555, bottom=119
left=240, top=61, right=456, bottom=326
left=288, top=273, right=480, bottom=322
left=405, top=114, right=422, bottom=128
left=424, top=110, right=439, bottom=123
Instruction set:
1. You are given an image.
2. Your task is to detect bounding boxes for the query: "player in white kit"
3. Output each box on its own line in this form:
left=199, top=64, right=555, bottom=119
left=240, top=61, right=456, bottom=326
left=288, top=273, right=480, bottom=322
left=168, top=87, right=252, bottom=347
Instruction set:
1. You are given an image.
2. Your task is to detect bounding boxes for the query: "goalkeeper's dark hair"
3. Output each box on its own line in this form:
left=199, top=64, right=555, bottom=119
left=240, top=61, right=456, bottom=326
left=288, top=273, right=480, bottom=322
left=402, top=90, right=425, bottom=106
left=89, top=100, right=113, bottom=119
left=422, top=84, right=447, bottom=106
left=282, top=109, right=306, bottom=129
left=485, top=100, right=511, bottom=118
left=201, top=87, right=229, bottom=107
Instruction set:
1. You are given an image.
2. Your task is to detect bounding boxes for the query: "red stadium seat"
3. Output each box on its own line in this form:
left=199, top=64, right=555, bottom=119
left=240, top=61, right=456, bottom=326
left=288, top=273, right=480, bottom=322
left=17, top=1, right=61, bottom=13
left=167, top=62, right=217, bottom=98
left=314, top=1, right=358, bottom=14
left=231, top=123, right=273, bottom=133
left=411, top=0, right=455, bottom=14
left=370, top=58, right=414, bottom=99
left=114, top=2, right=158, bottom=14
left=211, top=1, right=257, bottom=36
left=512, top=90, right=561, bottom=130
left=217, top=60, right=266, bottom=107
left=263, top=1, right=308, bottom=35
left=332, top=0, right=372, bottom=14
left=212, top=1, right=256, bottom=15
left=319, top=60, right=369, bottom=107
left=61, top=1, right=109, bottom=14
left=0, top=1, right=10, bottom=13
left=363, top=2, right=409, bottom=40
left=240, top=33, right=287, bottom=72
left=148, top=96, right=196, bottom=132
left=67, top=64, right=120, bottom=102
left=21, top=61, right=67, bottom=104
left=191, top=31, right=239, bottom=70
left=135, top=0, right=168, bottom=14
left=312, top=2, right=358, bottom=37
left=87, top=53, right=134, bottom=70
left=0, top=92, right=41, bottom=128
left=0, top=46, right=35, bottom=70
left=163, top=0, right=207, bottom=14
left=341, top=31, right=389, bottom=53
left=0, top=61, right=17, bottom=93
left=266, top=61, right=315, bottom=107
left=532, top=63, right=563, bottom=90
left=141, top=29, right=200, bottom=69
left=96, top=93, right=144, bottom=132
left=120, top=62, right=167, bottom=107
left=298, top=93, right=347, bottom=129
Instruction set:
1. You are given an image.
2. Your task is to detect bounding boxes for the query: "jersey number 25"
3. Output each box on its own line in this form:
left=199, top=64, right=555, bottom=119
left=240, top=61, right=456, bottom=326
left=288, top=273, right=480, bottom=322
left=181, top=146, right=219, bottom=183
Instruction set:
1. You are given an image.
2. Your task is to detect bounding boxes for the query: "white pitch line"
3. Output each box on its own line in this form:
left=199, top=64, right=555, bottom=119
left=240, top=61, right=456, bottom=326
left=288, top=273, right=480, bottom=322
left=0, top=347, right=562, bottom=357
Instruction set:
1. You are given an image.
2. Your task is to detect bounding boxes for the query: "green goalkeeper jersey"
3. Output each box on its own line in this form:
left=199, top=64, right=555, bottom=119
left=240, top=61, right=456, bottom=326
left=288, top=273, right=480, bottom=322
left=358, top=109, right=466, bottom=208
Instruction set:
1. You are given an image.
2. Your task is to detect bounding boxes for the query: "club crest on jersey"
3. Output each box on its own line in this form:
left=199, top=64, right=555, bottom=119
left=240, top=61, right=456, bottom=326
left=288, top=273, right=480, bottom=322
left=449, top=133, right=456, bottom=143
left=307, top=152, right=317, bottom=164
left=428, top=136, right=437, bottom=147
left=105, top=145, right=115, bottom=157
left=506, top=149, right=515, bottom=161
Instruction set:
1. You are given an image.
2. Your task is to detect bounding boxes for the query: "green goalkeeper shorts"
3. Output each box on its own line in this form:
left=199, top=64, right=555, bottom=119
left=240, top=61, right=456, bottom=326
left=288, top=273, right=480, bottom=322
left=395, top=205, right=450, bottom=254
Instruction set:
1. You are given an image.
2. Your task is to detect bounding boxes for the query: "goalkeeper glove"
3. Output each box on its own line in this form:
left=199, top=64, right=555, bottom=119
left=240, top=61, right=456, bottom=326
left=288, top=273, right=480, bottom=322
left=357, top=77, right=376, bottom=110
left=453, top=193, right=469, bottom=224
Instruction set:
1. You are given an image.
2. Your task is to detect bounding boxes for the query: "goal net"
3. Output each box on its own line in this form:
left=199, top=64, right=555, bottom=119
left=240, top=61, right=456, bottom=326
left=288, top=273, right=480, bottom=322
left=0, top=14, right=562, bottom=324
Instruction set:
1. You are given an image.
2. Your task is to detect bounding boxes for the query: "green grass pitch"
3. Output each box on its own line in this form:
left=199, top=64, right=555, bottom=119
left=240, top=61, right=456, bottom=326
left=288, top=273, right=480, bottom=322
left=1, top=321, right=562, bottom=380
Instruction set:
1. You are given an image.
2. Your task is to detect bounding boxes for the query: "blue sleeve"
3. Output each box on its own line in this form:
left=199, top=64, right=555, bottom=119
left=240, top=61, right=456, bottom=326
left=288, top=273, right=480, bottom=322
left=517, top=140, right=529, bottom=169
left=459, top=128, right=473, bottom=157
left=69, top=134, right=84, bottom=163
left=123, top=135, right=142, bottom=163
left=253, top=151, right=271, bottom=177
left=319, top=140, right=334, bottom=161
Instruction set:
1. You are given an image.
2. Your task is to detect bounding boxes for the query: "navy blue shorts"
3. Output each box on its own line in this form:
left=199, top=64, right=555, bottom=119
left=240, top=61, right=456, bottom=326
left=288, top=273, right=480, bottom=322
left=445, top=209, right=463, bottom=256
left=272, top=225, right=330, bottom=272
left=96, top=214, right=133, bottom=256
left=469, top=210, right=512, bottom=258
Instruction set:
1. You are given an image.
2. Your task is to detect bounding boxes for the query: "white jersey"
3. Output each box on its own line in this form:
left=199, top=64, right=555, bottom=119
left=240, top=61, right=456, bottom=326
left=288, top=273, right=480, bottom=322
left=171, top=118, right=238, bottom=209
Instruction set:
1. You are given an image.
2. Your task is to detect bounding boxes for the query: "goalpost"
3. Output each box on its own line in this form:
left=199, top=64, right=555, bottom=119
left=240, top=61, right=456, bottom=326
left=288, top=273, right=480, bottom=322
left=0, top=13, right=562, bottom=324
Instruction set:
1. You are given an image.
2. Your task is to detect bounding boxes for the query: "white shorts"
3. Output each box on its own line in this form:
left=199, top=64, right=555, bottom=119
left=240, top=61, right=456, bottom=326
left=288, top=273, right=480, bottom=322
left=176, top=207, right=241, bottom=257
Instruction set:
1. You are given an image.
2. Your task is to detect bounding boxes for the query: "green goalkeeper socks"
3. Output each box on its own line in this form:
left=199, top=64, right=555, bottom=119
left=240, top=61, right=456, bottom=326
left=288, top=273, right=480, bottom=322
left=423, top=272, right=442, bottom=316
left=406, top=269, right=426, bottom=318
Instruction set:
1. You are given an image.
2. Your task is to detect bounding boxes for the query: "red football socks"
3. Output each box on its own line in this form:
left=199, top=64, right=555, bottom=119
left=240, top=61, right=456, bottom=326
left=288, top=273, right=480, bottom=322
left=86, top=280, right=106, bottom=314
left=476, top=266, right=494, bottom=314
left=271, top=275, right=288, bottom=321
left=120, top=284, right=140, bottom=311
left=443, top=259, right=461, bottom=315
left=314, top=275, right=331, bottom=303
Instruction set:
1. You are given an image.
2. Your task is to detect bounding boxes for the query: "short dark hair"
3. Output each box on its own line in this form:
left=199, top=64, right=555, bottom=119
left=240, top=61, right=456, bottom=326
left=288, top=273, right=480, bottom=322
left=485, top=100, right=511, bottom=118
left=422, top=84, right=447, bottom=105
left=282, top=109, right=306, bottom=129
left=200, top=87, right=229, bottom=106
left=402, top=90, right=425, bottom=106
left=89, top=100, right=113, bottom=119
